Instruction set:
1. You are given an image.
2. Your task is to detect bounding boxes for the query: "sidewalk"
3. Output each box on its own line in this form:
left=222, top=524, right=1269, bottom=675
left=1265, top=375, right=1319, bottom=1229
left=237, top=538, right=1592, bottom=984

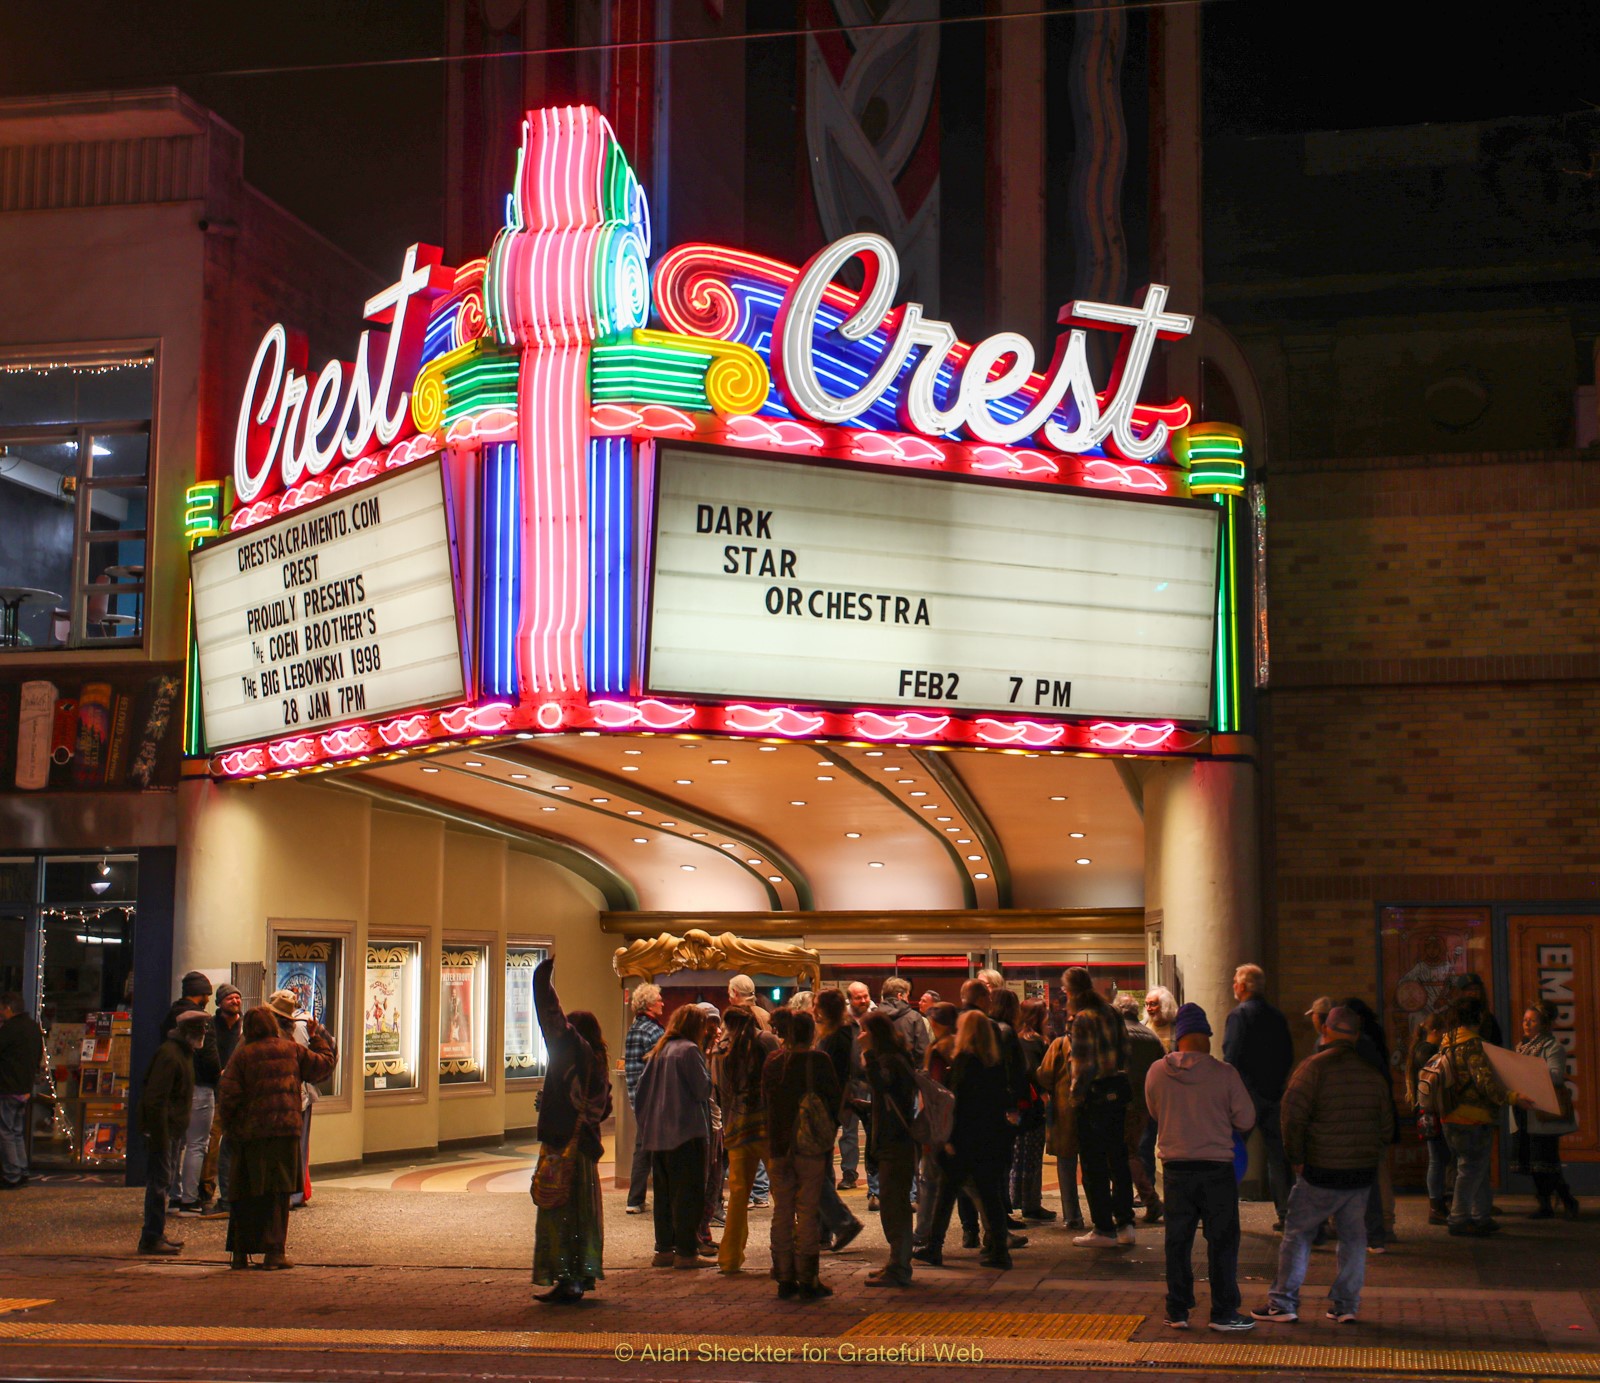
left=0, top=1169, right=1595, bottom=1382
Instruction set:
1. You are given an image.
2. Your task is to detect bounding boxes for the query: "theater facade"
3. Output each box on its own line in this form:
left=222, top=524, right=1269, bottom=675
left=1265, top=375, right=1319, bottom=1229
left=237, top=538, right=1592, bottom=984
left=174, top=105, right=1261, bottom=1168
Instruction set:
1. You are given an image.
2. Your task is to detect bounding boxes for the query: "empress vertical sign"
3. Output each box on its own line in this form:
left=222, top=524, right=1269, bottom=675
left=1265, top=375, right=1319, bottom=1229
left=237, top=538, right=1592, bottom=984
left=646, top=448, right=1220, bottom=721
left=191, top=461, right=465, bottom=750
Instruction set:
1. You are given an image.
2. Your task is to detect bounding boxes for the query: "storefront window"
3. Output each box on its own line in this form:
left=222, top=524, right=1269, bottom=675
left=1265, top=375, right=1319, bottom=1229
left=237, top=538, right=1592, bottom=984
left=504, top=945, right=550, bottom=1080
left=275, top=934, right=344, bottom=1098
left=0, top=351, right=154, bottom=650
left=439, top=943, right=489, bottom=1085
left=363, top=941, right=422, bottom=1093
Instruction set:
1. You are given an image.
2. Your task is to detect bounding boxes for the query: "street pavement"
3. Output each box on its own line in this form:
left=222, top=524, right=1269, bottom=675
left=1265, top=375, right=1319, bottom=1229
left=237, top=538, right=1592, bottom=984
left=0, top=1159, right=1596, bottom=1383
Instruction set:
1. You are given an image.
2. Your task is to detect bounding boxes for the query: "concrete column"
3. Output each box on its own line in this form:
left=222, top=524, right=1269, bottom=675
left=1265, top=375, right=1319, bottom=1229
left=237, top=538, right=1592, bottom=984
left=1141, top=746, right=1261, bottom=1034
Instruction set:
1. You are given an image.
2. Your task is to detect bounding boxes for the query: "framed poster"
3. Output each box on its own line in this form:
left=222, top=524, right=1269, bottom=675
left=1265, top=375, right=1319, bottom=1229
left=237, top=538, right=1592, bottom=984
left=439, top=944, right=487, bottom=1085
left=505, top=945, right=549, bottom=1080
left=364, top=941, right=421, bottom=1093
left=274, top=934, right=345, bottom=1099
left=1508, top=915, right=1597, bottom=1163
left=1378, top=906, right=1494, bottom=1188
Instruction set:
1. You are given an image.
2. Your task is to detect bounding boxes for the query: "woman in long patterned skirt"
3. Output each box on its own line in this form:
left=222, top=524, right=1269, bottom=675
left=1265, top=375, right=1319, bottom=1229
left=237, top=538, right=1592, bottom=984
left=530, top=957, right=611, bottom=1302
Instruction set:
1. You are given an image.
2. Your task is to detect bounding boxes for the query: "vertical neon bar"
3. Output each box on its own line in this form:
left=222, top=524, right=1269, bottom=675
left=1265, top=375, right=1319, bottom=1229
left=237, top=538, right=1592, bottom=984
left=585, top=435, right=634, bottom=694
left=480, top=442, right=522, bottom=697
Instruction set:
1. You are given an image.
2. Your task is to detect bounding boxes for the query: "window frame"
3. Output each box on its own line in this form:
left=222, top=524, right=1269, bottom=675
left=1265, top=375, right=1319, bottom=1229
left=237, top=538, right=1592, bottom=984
left=0, top=342, right=157, bottom=653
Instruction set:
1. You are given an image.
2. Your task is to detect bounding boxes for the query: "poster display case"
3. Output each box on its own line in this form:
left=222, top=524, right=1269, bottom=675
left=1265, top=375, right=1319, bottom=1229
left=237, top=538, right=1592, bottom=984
left=504, top=944, right=550, bottom=1081
left=275, top=934, right=345, bottom=1098
left=439, top=943, right=489, bottom=1086
left=364, top=940, right=422, bottom=1093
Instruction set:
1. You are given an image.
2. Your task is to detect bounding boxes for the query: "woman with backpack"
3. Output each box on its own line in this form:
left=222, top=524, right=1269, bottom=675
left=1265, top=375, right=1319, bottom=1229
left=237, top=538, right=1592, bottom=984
left=1405, top=1010, right=1451, bottom=1224
left=761, top=1011, right=842, bottom=1299
left=1514, top=1001, right=1580, bottom=1220
left=856, top=1012, right=918, bottom=1286
left=712, top=1006, right=779, bottom=1273
left=1009, top=998, right=1051, bottom=1222
left=634, top=1004, right=714, bottom=1270
left=912, top=1009, right=1015, bottom=1270
left=527, top=957, right=611, bottom=1303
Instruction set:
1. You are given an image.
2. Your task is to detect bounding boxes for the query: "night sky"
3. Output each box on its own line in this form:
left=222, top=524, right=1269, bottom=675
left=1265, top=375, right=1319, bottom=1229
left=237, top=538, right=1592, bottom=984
left=0, top=0, right=1595, bottom=272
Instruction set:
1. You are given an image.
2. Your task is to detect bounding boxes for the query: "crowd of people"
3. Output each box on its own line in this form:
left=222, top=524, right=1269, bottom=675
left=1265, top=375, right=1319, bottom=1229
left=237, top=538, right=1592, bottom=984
left=0, top=954, right=1583, bottom=1319
left=527, top=959, right=1583, bottom=1324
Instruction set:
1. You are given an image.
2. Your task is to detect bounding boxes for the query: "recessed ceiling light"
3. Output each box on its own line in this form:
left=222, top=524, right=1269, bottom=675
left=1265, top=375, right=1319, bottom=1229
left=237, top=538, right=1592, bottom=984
left=552, top=785, right=571, bottom=792
left=817, top=760, right=835, bottom=767
left=722, top=842, right=737, bottom=850
left=1075, top=857, right=1092, bottom=865
left=816, top=775, right=834, bottom=782
left=622, top=765, right=639, bottom=772
left=680, top=865, right=696, bottom=872
left=974, top=872, right=990, bottom=880
left=421, top=766, right=440, bottom=773
left=957, top=837, right=971, bottom=844
left=675, top=778, right=692, bottom=785
left=625, top=748, right=643, bottom=756
left=920, top=804, right=937, bottom=810
left=910, top=790, right=927, bottom=797
left=691, top=832, right=708, bottom=839
left=966, top=854, right=983, bottom=862
left=710, top=758, right=729, bottom=765
left=936, top=816, right=952, bottom=822
left=1069, top=831, right=1085, bottom=839
left=868, top=861, right=885, bottom=868
left=790, top=800, right=806, bottom=806
left=626, top=809, right=643, bottom=816
left=660, top=821, right=676, bottom=827
left=1050, top=795, right=1067, bottom=801
left=768, top=875, right=782, bottom=883
left=541, top=806, right=557, bottom=812
left=510, top=772, right=529, bottom=779
left=865, top=750, right=883, bottom=757
left=882, top=765, right=902, bottom=772
left=632, top=837, right=649, bottom=844
left=464, top=760, right=483, bottom=767
left=945, top=827, right=960, bottom=833
left=747, top=858, right=761, bottom=865
left=515, top=732, right=534, bottom=740
left=898, top=778, right=914, bottom=784
left=845, top=831, right=861, bottom=839
left=758, top=746, right=778, bottom=753
left=592, top=797, right=610, bottom=804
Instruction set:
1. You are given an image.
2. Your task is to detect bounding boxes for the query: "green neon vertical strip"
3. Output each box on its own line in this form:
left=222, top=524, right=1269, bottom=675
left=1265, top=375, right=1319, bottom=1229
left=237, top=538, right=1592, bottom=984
left=1213, top=494, right=1230, bottom=732
left=1226, top=494, right=1241, bottom=732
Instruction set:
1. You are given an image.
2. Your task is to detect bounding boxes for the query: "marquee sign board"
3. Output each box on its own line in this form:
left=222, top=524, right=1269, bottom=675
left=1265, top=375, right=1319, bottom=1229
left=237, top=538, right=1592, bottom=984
left=191, top=461, right=466, bottom=751
left=646, top=447, right=1220, bottom=722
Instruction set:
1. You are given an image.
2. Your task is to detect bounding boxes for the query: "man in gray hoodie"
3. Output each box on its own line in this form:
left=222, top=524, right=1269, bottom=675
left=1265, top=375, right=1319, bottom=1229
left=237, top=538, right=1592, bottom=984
left=1144, top=1003, right=1256, bottom=1333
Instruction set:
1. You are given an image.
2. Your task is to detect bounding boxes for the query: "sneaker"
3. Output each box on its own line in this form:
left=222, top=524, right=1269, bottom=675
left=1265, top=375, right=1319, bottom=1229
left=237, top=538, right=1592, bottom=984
left=1366, top=1243, right=1387, bottom=1255
left=837, top=1174, right=858, bottom=1190
left=1326, top=1308, right=1358, bottom=1324
left=1164, top=1315, right=1190, bottom=1330
left=625, top=1203, right=647, bottom=1215
left=1073, top=1230, right=1119, bottom=1248
left=1115, top=1224, right=1136, bottom=1246
left=1209, top=1313, right=1256, bottom=1333
left=1251, top=1302, right=1298, bottom=1323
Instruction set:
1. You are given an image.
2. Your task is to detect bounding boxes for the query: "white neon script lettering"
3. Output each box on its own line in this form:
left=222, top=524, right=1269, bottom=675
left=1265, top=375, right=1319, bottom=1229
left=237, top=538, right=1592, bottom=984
left=772, top=233, right=1194, bottom=458
left=233, top=244, right=440, bottom=503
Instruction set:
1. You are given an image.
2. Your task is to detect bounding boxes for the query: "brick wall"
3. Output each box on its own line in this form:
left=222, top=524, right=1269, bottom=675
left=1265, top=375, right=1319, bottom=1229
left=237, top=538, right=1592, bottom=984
left=1262, top=448, right=1600, bottom=1050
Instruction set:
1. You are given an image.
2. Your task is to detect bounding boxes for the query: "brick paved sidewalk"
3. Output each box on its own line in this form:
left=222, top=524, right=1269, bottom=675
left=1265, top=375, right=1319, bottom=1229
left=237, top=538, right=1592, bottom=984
left=0, top=1177, right=1595, bottom=1382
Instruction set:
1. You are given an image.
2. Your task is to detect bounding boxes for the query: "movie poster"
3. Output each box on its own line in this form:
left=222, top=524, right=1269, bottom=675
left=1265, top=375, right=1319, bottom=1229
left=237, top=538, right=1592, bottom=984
left=505, top=962, right=535, bottom=1066
left=1379, top=905, right=1494, bottom=1186
left=439, top=950, right=480, bottom=1073
left=275, top=961, right=328, bottom=1025
left=365, top=963, right=404, bottom=1060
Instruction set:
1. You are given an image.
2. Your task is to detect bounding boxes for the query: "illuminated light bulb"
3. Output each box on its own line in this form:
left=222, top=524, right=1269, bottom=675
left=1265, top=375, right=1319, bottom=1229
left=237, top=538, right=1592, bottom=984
left=552, top=785, right=571, bottom=792
left=817, top=760, right=835, bottom=767
left=790, top=800, right=806, bottom=807
left=1050, top=796, right=1067, bottom=802
left=816, top=775, right=834, bottom=782
left=680, top=865, right=696, bottom=872
left=966, top=854, right=982, bottom=862
left=511, top=773, right=529, bottom=780
left=758, top=746, right=778, bottom=752
left=974, top=872, right=990, bottom=880
left=541, top=806, right=556, bottom=812
left=1075, top=857, right=1092, bottom=865
left=592, top=797, right=610, bottom=804
left=936, top=816, right=952, bottom=822
left=865, top=750, right=883, bottom=757
left=660, top=821, right=676, bottom=827
left=747, top=858, right=761, bottom=865
left=464, top=760, right=484, bottom=767
left=910, top=790, right=927, bottom=797
left=632, top=837, right=648, bottom=844
left=691, top=832, right=708, bottom=839
left=622, top=765, right=639, bottom=772
left=1069, top=831, right=1085, bottom=839
left=624, top=748, right=643, bottom=755
left=710, top=758, right=729, bottom=765
left=675, top=778, right=692, bottom=785
left=768, top=875, right=782, bottom=883
left=868, top=861, right=885, bottom=869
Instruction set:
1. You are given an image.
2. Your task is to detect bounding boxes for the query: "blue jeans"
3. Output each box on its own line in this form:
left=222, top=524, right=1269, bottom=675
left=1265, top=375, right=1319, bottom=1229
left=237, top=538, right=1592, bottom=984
left=753, top=1159, right=769, bottom=1201
left=837, top=1110, right=878, bottom=1195
left=817, top=1149, right=856, bottom=1237
left=1444, top=1123, right=1494, bottom=1226
left=0, top=1098, right=27, bottom=1184
left=1161, top=1161, right=1240, bottom=1323
left=178, top=1086, right=214, bottom=1204
left=1270, top=1176, right=1369, bottom=1316
left=1425, top=1132, right=1450, bottom=1200
left=141, top=1138, right=177, bottom=1247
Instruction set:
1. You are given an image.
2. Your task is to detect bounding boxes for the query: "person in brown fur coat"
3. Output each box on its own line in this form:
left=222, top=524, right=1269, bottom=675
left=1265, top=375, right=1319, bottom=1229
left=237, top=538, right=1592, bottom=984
left=217, top=1006, right=336, bottom=1269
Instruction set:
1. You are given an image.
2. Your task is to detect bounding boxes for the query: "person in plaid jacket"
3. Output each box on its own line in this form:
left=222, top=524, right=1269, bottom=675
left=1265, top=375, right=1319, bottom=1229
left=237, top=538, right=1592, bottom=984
left=623, top=985, right=665, bottom=1214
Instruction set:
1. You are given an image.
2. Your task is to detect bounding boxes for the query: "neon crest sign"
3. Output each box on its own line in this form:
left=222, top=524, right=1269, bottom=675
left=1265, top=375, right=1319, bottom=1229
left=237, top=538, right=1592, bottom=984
left=205, top=104, right=1247, bottom=781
